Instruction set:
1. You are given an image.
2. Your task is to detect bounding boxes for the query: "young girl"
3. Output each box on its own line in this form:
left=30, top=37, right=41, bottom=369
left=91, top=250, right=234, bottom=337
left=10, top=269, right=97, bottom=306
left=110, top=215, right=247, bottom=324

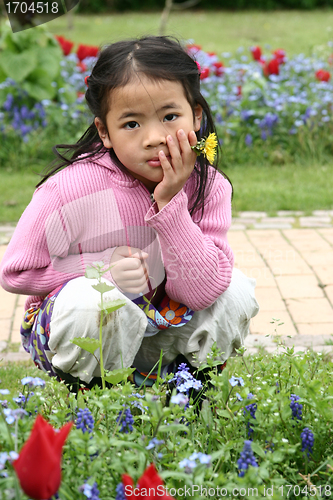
left=0, top=36, right=259, bottom=390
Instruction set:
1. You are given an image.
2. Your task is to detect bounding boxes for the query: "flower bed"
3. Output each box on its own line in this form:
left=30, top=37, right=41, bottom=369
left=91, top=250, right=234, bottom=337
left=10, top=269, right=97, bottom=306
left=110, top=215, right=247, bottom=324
left=1, top=26, right=333, bottom=169
left=1, top=347, right=333, bottom=499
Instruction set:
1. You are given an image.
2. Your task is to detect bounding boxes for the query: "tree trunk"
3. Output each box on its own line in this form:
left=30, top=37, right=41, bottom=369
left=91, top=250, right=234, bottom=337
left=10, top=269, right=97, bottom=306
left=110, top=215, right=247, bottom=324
left=159, top=0, right=173, bottom=36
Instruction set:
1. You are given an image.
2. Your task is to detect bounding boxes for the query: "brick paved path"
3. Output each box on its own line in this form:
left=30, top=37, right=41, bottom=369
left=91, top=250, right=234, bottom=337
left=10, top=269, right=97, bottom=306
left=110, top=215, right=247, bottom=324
left=1, top=210, right=333, bottom=363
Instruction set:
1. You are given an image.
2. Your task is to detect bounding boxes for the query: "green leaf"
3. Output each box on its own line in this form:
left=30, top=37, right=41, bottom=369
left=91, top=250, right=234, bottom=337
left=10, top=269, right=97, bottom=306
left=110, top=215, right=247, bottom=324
left=272, top=450, right=285, bottom=463
left=100, top=299, right=126, bottom=314
left=70, top=337, right=100, bottom=355
left=104, top=367, right=135, bottom=384
left=0, top=50, right=38, bottom=82
left=35, top=46, right=62, bottom=79
left=92, top=283, right=115, bottom=294
left=85, top=267, right=100, bottom=279
left=216, top=409, right=232, bottom=419
left=22, top=68, right=57, bottom=100
left=251, top=442, right=266, bottom=459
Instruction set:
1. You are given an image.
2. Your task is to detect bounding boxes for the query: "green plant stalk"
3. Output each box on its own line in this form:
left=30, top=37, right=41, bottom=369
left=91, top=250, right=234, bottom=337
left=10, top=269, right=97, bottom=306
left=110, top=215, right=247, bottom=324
left=99, top=290, right=105, bottom=390
left=0, top=406, right=15, bottom=450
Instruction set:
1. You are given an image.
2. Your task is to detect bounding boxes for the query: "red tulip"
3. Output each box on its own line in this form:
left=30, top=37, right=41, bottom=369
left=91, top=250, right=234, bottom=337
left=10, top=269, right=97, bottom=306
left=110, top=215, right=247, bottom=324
left=200, top=67, right=210, bottom=80
left=263, top=58, right=280, bottom=77
left=77, top=61, right=87, bottom=73
left=316, top=69, right=331, bottom=82
left=122, top=463, right=175, bottom=499
left=212, top=61, right=224, bottom=76
left=250, top=46, right=262, bottom=61
left=77, top=44, right=99, bottom=62
left=186, top=43, right=202, bottom=51
left=13, top=415, right=73, bottom=500
left=55, top=35, right=74, bottom=56
left=273, top=48, right=286, bottom=64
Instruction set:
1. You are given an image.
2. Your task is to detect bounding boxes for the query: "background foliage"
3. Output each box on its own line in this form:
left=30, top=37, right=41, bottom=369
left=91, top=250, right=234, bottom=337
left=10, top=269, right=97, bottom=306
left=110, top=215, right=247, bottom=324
left=77, top=0, right=333, bottom=13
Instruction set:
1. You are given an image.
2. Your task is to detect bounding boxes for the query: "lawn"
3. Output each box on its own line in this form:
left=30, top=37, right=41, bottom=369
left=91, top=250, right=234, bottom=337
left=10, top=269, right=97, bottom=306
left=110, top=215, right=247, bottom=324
left=46, top=9, right=333, bottom=56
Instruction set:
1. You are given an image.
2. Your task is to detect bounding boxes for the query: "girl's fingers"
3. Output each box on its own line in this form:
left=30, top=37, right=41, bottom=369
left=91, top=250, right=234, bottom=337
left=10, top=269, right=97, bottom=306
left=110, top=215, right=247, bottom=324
left=177, top=129, right=191, bottom=152
left=188, top=130, right=198, bottom=147
left=166, top=135, right=182, bottom=166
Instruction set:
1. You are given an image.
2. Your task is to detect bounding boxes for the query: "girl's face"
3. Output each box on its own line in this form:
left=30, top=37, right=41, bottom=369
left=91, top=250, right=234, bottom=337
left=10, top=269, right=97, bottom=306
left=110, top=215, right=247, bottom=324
left=95, top=76, right=202, bottom=192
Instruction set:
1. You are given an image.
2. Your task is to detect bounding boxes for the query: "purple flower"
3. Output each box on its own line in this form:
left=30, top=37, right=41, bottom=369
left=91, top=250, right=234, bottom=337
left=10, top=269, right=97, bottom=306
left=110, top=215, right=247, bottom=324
left=245, top=133, right=253, bottom=146
left=80, top=481, right=100, bottom=499
left=115, top=482, right=126, bottom=500
left=237, top=440, right=258, bottom=477
left=76, top=408, right=94, bottom=434
left=3, top=94, right=14, bottom=112
left=244, top=393, right=257, bottom=439
left=301, top=427, right=314, bottom=457
left=170, top=364, right=203, bottom=397
left=116, top=406, right=134, bottom=433
left=290, top=394, right=303, bottom=421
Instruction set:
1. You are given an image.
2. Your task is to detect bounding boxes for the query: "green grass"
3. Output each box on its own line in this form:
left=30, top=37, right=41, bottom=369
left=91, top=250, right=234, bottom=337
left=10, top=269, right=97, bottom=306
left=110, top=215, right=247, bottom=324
left=45, top=9, right=333, bottom=56
left=0, top=172, right=39, bottom=223
left=0, top=361, right=49, bottom=395
left=226, top=162, right=333, bottom=214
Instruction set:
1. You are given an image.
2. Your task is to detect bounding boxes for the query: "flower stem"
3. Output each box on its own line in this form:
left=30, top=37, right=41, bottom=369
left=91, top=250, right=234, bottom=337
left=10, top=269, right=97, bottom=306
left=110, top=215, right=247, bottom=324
left=99, top=291, right=105, bottom=390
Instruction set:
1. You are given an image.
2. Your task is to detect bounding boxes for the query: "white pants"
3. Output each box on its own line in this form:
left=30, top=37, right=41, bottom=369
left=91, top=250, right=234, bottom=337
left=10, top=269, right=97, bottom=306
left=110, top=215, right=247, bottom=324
left=47, top=268, right=259, bottom=383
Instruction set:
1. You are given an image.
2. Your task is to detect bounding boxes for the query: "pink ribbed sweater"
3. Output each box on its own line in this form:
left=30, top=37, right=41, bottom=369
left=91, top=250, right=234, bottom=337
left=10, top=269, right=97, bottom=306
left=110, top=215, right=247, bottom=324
left=0, top=151, right=234, bottom=311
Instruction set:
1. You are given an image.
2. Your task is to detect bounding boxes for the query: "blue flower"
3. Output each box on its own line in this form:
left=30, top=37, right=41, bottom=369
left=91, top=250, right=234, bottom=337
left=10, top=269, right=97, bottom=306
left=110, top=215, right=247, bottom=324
left=76, top=408, right=94, bottom=434
left=146, top=438, right=164, bottom=450
left=229, top=376, right=244, bottom=387
left=179, top=458, right=197, bottom=473
left=116, top=406, right=134, bottom=434
left=21, top=376, right=45, bottom=387
left=80, top=481, right=100, bottom=499
left=245, top=133, right=253, bottom=146
left=0, top=389, right=10, bottom=395
left=189, top=452, right=212, bottom=465
left=290, top=394, right=303, bottom=421
left=115, top=482, right=126, bottom=500
left=179, top=452, right=211, bottom=472
left=3, top=408, right=27, bottom=424
left=301, top=427, right=314, bottom=457
left=170, top=363, right=203, bottom=397
left=170, top=393, right=189, bottom=406
left=237, top=440, right=258, bottom=477
left=0, top=451, right=19, bottom=471
left=244, top=393, right=257, bottom=439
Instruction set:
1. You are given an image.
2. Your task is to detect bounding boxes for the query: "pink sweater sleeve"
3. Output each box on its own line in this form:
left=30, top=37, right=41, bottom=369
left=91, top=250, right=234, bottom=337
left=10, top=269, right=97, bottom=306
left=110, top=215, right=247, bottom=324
left=0, top=180, right=116, bottom=300
left=144, top=174, right=234, bottom=311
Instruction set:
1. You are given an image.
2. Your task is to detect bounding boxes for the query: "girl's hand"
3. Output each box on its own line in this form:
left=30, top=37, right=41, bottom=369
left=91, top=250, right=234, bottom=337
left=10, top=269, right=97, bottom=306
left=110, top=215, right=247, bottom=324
left=153, top=129, right=198, bottom=210
left=110, top=246, right=150, bottom=294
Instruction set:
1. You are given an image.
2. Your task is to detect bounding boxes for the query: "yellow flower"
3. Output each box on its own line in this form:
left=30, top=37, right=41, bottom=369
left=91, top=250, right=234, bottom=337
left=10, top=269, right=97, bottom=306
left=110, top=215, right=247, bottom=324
left=203, top=133, right=218, bottom=164
left=191, top=132, right=218, bottom=164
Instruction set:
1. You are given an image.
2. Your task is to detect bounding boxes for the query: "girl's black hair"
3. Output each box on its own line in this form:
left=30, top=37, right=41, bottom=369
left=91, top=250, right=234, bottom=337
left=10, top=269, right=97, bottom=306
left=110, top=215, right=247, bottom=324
left=36, top=35, right=232, bottom=221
